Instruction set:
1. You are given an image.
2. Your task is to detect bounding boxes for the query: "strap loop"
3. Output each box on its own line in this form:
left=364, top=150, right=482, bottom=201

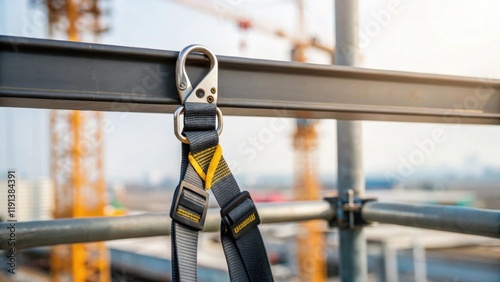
left=174, top=106, right=223, bottom=144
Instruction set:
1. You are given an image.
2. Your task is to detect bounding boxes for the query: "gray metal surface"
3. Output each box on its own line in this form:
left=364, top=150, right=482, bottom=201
left=335, top=1, right=368, bottom=281
left=0, top=200, right=334, bottom=250
left=362, top=202, right=500, bottom=238
left=1, top=36, right=500, bottom=124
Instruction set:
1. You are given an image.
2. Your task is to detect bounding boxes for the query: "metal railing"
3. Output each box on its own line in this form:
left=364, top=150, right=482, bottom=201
left=1, top=200, right=499, bottom=250
left=1, top=35, right=499, bottom=281
left=1, top=36, right=499, bottom=124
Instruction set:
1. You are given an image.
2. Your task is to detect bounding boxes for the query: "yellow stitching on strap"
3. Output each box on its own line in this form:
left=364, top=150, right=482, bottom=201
left=205, top=145, right=222, bottom=190
left=188, top=153, right=206, bottom=180
left=234, top=212, right=256, bottom=234
left=188, top=145, right=223, bottom=190
left=177, top=207, right=200, bottom=222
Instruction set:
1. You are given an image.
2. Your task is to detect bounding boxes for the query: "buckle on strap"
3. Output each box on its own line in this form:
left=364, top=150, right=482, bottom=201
left=170, top=181, right=209, bottom=231
left=220, top=191, right=261, bottom=239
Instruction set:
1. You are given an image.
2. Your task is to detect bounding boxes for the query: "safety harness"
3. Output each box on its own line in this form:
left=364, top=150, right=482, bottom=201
left=170, top=45, right=274, bottom=282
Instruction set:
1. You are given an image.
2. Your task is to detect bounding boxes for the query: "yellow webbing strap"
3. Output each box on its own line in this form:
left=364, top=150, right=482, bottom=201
left=188, top=144, right=225, bottom=190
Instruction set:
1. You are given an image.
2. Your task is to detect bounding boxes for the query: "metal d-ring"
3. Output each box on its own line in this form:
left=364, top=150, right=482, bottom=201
left=174, top=106, right=224, bottom=144
left=176, top=44, right=218, bottom=104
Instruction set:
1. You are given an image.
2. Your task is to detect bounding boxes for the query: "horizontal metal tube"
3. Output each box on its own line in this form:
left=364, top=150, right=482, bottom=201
left=0, top=200, right=334, bottom=250
left=362, top=202, right=500, bottom=238
left=1, top=36, right=499, bottom=124
left=2, top=201, right=499, bottom=250
left=1, top=213, right=170, bottom=250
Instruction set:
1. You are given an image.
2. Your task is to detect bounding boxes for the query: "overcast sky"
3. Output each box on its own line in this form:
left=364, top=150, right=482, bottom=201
left=1, top=0, right=499, bottom=185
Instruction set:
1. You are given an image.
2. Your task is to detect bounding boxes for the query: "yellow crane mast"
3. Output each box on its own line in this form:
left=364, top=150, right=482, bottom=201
left=46, top=0, right=110, bottom=281
left=292, top=1, right=326, bottom=280
left=293, top=119, right=325, bottom=281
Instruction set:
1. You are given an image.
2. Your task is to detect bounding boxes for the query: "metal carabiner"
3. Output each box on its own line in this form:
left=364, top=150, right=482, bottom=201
left=174, top=45, right=223, bottom=143
left=176, top=44, right=218, bottom=104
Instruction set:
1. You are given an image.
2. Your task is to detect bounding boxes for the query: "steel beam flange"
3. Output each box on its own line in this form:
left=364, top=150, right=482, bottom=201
left=325, top=189, right=376, bottom=229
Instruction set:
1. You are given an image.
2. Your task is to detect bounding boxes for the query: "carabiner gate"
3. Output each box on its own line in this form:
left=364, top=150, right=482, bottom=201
left=174, top=45, right=222, bottom=143
left=176, top=44, right=218, bottom=104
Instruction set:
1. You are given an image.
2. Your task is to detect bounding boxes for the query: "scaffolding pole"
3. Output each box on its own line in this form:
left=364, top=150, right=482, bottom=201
left=362, top=202, right=500, bottom=238
left=334, top=1, right=367, bottom=281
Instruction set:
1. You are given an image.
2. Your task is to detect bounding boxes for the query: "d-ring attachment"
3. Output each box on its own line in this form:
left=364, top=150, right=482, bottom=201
left=174, top=45, right=222, bottom=143
left=176, top=44, right=218, bottom=104
left=174, top=106, right=223, bottom=144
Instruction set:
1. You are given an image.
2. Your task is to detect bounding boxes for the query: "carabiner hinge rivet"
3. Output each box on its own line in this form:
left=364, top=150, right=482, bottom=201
left=179, top=82, right=187, bottom=90
left=196, top=89, right=205, bottom=98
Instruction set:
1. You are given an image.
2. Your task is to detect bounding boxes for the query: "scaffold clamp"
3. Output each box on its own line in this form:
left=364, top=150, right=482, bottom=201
left=326, top=189, right=376, bottom=229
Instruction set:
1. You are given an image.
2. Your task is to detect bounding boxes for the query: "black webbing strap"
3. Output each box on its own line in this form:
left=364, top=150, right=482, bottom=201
left=170, top=102, right=274, bottom=282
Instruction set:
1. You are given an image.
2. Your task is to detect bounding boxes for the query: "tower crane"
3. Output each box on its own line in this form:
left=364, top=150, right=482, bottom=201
left=170, top=0, right=334, bottom=55
left=292, top=1, right=326, bottom=280
left=45, top=0, right=110, bottom=281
